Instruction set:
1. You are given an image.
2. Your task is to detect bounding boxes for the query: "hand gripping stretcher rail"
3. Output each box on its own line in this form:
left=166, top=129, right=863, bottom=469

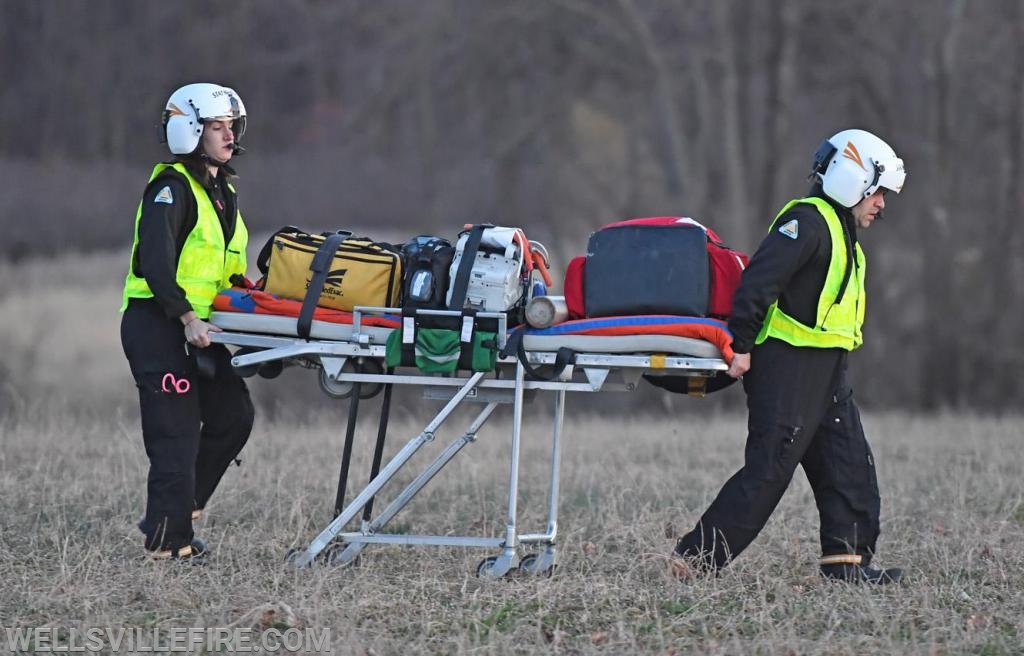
left=208, top=289, right=731, bottom=577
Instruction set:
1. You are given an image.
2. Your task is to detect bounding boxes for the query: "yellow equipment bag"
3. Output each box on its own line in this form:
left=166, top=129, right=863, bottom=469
left=257, top=228, right=403, bottom=312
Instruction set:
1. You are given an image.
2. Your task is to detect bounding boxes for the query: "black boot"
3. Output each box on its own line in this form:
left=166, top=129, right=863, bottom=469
left=145, top=538, right=209, bottom=565
left=820, top=562, right=903, bottom=585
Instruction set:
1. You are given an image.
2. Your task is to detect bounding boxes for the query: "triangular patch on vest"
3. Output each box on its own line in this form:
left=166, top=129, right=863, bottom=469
left=154, top=185, right=174, bottom=204
left=778, top=219, right=799, bottom=240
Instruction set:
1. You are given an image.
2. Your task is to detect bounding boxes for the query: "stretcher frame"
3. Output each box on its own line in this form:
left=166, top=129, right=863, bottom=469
left=210, top=306, right=728, bottom=576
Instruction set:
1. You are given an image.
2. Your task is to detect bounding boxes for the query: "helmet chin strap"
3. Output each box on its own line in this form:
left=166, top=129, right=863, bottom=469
left=199, top=152, right=229, bottom=168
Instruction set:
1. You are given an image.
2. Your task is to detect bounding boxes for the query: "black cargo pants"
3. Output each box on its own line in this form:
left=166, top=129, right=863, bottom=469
left=675, top=337, right=880, bottom=570
left=121, top=299, right=255, bottom=552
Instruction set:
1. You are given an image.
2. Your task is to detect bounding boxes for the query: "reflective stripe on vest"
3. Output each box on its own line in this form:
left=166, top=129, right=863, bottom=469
left=755, top=197, right=866, bottom=350
left=121, top=162, right=248, bottom=319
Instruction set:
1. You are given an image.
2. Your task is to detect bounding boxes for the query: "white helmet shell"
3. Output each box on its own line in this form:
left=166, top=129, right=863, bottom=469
left=814, top=129, right=906, bottom=208
left=162, top=83, right=247, bottom=155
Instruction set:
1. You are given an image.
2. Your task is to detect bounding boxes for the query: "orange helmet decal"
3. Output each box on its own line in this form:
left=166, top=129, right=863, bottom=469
left=842, top=141, right=867, bottom=171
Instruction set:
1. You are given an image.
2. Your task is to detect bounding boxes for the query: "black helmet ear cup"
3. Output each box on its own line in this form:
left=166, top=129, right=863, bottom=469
left=811, top=139, right=837, bottom=176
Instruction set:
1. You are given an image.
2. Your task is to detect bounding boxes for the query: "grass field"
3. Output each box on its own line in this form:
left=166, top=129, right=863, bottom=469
left=1, top=253, right=1023, bottom=654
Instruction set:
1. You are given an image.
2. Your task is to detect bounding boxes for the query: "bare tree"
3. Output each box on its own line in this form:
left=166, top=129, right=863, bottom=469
left=920, top=0, right=967, bottom=409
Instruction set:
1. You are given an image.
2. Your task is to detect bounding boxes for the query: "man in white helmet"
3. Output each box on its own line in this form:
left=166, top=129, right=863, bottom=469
left=672, top=129, right=906, bottom=584
left=120, top=83, right=254, bottom=562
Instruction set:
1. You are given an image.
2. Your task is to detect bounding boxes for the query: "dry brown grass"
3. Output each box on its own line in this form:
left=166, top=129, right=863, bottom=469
left=2, top=252, right=1023, bottom=654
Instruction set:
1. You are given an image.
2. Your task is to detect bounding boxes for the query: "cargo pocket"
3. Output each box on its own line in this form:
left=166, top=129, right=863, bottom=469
left=823, top=388, right=873, bottom=487
left=133, top=372, right=201, bottom=472
left=133, top=365, right=194, bottom=393
left=744, top=421, right=804, bottom=486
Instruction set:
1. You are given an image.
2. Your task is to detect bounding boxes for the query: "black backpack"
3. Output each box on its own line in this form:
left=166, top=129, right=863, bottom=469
left=400, top=235, right=455, bottom=310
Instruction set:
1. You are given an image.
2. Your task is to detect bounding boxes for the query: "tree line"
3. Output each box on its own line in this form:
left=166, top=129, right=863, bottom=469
left=1, top=0, right=1017, bottom=410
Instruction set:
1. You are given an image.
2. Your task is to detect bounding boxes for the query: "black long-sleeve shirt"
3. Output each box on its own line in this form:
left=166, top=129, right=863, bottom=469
left=131, top=166, right=237, bottom=319
left=727, top=193, right=858, bottom=354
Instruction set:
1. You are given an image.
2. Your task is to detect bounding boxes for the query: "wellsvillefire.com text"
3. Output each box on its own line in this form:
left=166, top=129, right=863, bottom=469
left=3, top=627, right=332, bottom=653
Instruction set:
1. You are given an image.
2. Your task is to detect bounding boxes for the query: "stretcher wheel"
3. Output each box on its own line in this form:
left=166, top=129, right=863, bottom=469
left=284, top=548, right=311, bottom=568
left=476, top=556, right=500, bottom=578
left=324, top=542, right=361, bottom=568
left=358, top=384, right=383, bottom=399
left=232, top=347, right=263, bottom=378
left=318, top=359, right=385, bottom=400
left=356, top=359, right=384, bottom=399
left=518, top=553, right=555, bottom=577
left=258, top=359, right=284, bottom=379
left=319, top=367, right=354, bottom=399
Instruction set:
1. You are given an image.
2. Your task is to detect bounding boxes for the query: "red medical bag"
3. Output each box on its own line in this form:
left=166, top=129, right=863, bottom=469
left=564, top=217, right=748, bottom=319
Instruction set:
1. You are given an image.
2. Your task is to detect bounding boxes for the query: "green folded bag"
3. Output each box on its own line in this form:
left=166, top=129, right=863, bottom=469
left=385, top=328, right=460, bottom=373
left=385, top=327, right=498, bottom=373
left=471, top=330, right=497, bottom=372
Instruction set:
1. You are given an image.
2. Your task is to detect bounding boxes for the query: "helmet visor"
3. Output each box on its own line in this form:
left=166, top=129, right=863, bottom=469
left=867, top=156, right=905, bottom=195
left=222, top=94, right=245, bottom=142
left=198, top=94, right=243, bottom=124
left=230, top=115, right=246, bottom=142
left=203, top=99, right=245, bottom=143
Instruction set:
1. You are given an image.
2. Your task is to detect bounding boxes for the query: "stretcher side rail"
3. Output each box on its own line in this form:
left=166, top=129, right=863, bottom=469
left=212, top=332, right=726, bottom=386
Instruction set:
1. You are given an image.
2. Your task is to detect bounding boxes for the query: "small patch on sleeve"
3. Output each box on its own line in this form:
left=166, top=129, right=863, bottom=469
left=778, top=219, right=799, bottom=240
left=153, top=185, right=174, bottom=204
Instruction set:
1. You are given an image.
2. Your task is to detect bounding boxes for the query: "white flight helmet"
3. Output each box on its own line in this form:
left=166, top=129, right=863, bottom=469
left=161, top=83, right=247, bottom=156
left=811, top=129, right=906, bottom=208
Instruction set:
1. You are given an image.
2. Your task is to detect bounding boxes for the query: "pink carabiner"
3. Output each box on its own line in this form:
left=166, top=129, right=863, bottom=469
left=161, top=373, right=191, bottom=394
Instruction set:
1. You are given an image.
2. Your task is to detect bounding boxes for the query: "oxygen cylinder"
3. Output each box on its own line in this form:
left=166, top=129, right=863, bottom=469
left=525, top=295, right=569, bottom=328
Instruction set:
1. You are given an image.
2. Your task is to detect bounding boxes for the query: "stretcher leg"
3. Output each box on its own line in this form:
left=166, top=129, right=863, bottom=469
left=516, top=388, right=565, bottom=575
left=480, top=361, right=528, bottom=578
left=362, top=374, right=395, bottom=522
left=547, top=389, right=566, bottom=541
left=288, top=371, right=488, bottom=568
left=327, top=402, right=500, bottom=567
left=334, top=380, right=361, bottom=517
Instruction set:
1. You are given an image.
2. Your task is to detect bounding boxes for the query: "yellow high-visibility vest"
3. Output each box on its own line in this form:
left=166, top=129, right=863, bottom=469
left=755, top=196, right=865, bottom=350
left=121, top=162, right=247, bottom=319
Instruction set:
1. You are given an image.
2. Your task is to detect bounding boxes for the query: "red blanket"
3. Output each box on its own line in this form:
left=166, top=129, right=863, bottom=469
left=213, top=288, right=401, bottom=328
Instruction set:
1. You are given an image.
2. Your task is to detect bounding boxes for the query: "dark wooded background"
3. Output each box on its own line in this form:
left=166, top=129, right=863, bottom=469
left=1, top=0, right=1015, bottom=410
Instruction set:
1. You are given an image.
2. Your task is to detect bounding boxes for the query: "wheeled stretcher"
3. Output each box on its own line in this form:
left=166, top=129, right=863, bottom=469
left=209, top=288, right=732, bottom=576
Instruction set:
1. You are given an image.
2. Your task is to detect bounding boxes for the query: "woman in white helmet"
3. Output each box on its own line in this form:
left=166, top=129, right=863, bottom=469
left=119, top=83, right=254, bottom=562
left=672, top=129, right=907, bottom=584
